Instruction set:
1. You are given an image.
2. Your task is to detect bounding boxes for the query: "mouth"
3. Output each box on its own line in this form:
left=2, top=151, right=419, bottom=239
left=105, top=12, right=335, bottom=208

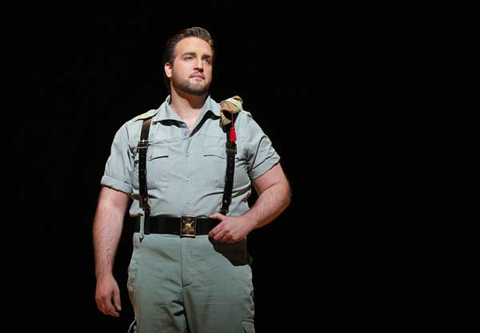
left=190, top=74, right=205, bottom=80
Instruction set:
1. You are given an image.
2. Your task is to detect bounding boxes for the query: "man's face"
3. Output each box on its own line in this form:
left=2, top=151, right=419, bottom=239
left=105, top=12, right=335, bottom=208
left=165, top=37, right=213, bottom=96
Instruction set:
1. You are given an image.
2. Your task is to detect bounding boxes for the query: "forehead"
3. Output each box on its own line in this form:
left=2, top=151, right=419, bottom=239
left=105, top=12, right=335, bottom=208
left=175, top=37, right=213, bottom=57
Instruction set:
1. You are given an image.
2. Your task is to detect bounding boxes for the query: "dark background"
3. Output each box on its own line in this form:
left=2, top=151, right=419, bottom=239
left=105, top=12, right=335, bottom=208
left=18, top=1, right=380, bottom=332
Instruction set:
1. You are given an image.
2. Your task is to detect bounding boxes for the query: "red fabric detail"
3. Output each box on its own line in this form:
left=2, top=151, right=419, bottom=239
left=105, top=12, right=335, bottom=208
left=230, top=111, right=236, bottom=142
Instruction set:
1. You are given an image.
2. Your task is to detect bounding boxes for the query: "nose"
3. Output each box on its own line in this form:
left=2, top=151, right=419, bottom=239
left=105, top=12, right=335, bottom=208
left=194, top=58, right=204, bottom=71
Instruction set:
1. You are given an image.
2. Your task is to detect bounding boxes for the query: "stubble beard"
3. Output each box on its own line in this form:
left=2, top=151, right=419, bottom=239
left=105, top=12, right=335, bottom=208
left=172, top=76, right=211, bottom=96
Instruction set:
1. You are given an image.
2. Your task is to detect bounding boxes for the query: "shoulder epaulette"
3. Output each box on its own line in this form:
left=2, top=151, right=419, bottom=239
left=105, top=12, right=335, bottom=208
left=135, top=109, right=158, bottom=121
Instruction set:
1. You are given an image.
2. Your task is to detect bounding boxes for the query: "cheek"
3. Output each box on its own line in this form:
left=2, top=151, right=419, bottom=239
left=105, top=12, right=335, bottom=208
left=205, top=67, right=213, bottom=79
left=173, top=63, right=191, bottom=78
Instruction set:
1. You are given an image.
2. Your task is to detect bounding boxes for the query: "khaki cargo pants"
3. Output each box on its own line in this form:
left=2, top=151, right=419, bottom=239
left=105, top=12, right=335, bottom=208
left=127, top=233, right=255, bottom=333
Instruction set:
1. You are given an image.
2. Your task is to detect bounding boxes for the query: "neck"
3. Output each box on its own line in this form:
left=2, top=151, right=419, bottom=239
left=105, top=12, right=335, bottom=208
left=169, top=89, right=208, bottom=120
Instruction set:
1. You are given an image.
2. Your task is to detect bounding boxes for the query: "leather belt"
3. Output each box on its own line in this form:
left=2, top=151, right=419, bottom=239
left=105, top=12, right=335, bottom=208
left=135, top=215, right=219, bottom=237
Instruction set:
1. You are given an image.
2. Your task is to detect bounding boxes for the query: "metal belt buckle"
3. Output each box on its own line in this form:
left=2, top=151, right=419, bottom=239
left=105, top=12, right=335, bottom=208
left=180, top=216, right=197, bottom=237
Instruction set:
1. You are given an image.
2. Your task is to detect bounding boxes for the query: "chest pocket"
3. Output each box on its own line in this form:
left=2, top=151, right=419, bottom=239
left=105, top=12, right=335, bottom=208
left=203, top=144, right=250, bottom=189
left=133, top=144, right=170, bottom=189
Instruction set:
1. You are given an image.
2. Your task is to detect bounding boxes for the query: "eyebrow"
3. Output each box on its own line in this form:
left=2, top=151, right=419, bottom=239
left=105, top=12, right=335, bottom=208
left=181, top=52, right=213, bottom=60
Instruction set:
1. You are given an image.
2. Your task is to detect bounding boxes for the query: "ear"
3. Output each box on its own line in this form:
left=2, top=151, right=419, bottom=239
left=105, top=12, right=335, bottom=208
left=164, top=62, right=172, bottom=79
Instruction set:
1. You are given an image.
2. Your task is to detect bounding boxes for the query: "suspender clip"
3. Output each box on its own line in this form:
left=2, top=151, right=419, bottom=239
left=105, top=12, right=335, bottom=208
left=226, top=141, right=237, bottom=154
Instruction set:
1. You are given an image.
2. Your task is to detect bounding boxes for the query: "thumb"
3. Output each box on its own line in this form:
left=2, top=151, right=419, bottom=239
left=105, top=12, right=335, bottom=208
left=113, top=290, right=122, bottom=311
left=209, top=212, right=225, bottom=220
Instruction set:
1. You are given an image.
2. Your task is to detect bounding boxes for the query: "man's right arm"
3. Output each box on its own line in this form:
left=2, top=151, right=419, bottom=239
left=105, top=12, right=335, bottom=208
left=93, top=185, right=130, bottom=317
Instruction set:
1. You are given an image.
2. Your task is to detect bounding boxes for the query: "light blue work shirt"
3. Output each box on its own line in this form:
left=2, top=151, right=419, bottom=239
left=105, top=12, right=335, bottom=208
left=101, top=95, right=280, bottom=218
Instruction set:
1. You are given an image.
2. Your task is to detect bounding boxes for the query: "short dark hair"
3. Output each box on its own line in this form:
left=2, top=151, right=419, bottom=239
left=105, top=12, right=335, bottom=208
left=163, top=27, right=215, bottom=91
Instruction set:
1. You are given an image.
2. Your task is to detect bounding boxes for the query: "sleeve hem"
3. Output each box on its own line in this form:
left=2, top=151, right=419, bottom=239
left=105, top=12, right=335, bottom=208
left=101, top=175, right=133, bottom=194
left=250, top=156, right=281, bottom=180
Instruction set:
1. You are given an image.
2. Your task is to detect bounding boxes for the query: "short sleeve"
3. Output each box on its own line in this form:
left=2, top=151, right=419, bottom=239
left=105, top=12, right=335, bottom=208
left=244, top=114, right=280, bottom=180
left=100, top=124, right=134, bottom=194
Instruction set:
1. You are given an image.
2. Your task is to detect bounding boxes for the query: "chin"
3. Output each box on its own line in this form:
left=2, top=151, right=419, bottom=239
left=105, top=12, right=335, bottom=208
left=189, top=89, right=209, bottom=96
left=190, top=84, right=210, bottom=95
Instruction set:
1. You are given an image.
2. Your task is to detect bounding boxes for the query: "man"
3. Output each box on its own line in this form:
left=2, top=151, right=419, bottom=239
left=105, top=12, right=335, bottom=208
left=93, top=27, right=291, bottom=332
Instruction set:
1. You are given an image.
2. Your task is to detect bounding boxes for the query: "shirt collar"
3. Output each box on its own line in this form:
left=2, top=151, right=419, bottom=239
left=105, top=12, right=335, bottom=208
left=152, top=95, right=221, bottom=123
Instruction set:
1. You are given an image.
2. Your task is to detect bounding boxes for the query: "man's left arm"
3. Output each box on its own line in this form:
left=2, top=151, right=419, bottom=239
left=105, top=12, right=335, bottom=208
left=209, top=163, right=291, bottom=243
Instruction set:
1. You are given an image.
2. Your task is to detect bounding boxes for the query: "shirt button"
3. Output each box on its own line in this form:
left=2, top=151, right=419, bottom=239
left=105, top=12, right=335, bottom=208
left=186, top=152, right=190, bottom=157
left=186, top=177, right=191, bottom=182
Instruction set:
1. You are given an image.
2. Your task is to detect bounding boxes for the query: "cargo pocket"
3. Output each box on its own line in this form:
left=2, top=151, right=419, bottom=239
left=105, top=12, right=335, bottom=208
left=203, top=144, right=251, bottom=189
left=132, top=142, right=170, bottom=200
left=147, top=144, right=170, bottom=188
left=241, top=321, right=255, bottom=333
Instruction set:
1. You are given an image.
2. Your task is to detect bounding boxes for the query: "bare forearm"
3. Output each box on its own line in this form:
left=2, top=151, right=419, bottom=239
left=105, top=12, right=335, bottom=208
left=93, top=198, right=126, bottom=278
left=244, top=181, right=291, bottom=229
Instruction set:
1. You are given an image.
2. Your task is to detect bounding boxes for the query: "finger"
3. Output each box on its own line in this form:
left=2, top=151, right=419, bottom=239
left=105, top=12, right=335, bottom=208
left=99, top=293, right=119, bottom=317
left=96, top=298, right=105, bottom=314
left=106, top=300, right=120, bottom=317
left=209, top=213, right=227, bottom=238
left=209, top=224, right=220, bottom=238
left=96, top=295, right=110, bottom=315
left=98, top=298, right=114, bottom=317
left=210, top=227, right=224, bottom=242
left=216, top=228, right=233, bottom=243
left=96, top=287, right=120, bottom=317
left=214, top=231, right=225, bottom=242
left=209, top=219, right=225, bottom=238
left=220, top=234, right=233, bottom=243
left=113, top=289, right=122, bottom=312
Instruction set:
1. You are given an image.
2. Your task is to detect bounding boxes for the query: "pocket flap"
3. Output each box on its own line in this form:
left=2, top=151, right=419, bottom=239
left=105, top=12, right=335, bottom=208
left=203, top=146, right=226, bottom=158
left=149, top=145, right=169, bottom=160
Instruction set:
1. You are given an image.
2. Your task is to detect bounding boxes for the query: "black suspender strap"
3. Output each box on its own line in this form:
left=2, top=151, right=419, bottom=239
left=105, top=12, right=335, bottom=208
left=137, top=118, right=152, bottom=233
left=136, top=97, right=240, bottom=227
left=220, top=113, right=237, bottom=215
